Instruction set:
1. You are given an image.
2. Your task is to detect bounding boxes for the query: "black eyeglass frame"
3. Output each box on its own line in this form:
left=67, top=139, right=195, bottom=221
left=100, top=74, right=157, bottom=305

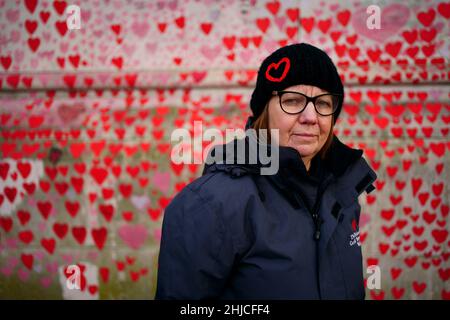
left=272, top=90, right=342, bottom=116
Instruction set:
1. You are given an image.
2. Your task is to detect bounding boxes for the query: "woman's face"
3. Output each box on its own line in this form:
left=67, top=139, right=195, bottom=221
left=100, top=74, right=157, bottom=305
left=268, top=84, right=333, bottom=168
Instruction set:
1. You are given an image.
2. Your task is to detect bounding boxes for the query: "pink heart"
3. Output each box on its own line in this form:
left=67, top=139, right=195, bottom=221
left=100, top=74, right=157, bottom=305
left=61, top=254, right=73, bottom=265
left=145, top=42, right=158, bottom=53
left=81, top=9, right=91, bottom=22
left=38, top=221, right=47, bottom=233
left=155, top=72, right=170, bottom=86
left=39, top=74, right=51, bottom=86
left=200, top=45, right=221, bottom=61
left=430, top=89, right=443, bottom=101
left=210, top=9, right=220, bottom=20
left=167, top=0, right=178, bottom=10
left=60, top=42, right=69, bottom=54
left=118, top=224, right=148, bottom=250
left=42, top=31, right=51, bottom=42
left=131, top=195, right=150, bottom=211
left=240, top=50, right=253, bottom=64
left=40, top=276, right=52, bottom=288
left=154, top=228, right=162, bottom=243
left=359, top=213, right=371, bottom=228
left=6, top=238, right=18, bottom=249
left=88, top=250, right=99, bottom=261
left=330, top=4, right=340, bottom=11
left=35, top=250, right=45, bottom=261
left=93, top=29, right=103, bottom=38
left=123, top=44, right=136, bottom=57
left=94, top=18, right=102, bottom=25
left=30, top=59, right=39, bottom=69
left=434, top=22, right=444, bottom=33
left=176, top=31, right=185, bottom=40
left=57, top=103, right=86, bottom=124
left=167, top=44, right=178, bottom=52
left=97, top=73, right=110, bottom=84
left=18, top=269, right=30, bottom=281
left=152, top=172, right=170, bottom=193
left=274, top=16, right=286, bottom=30
left=38, top=50, right=54, bottom=61
left=6, top=9, right=19, bottom=23
left=0, top=266, right=13, bottom=276
left=264, top=40, right=279, bottom=55
left=98, top=43, right=108, bottom=53
left=131, top=21, right=150, bottom=38
left=10, top=30, right=20, bottom=42
left=7, top=256, right=19, bottom=268
left=352, top=4, right=410, bottom=42
left=14, top=49, right=24, bottom=64
left=98, top=55, right=107, bottom=65
left=46, top=262, right=58, bottom=274
left=318, top=37, right=327, bottom=44
left=27, top=197, right=36, bottom=207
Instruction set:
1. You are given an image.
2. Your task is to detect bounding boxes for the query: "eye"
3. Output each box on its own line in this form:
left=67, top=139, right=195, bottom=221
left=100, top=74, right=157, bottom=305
left=316, top=98, right=332, bottom=108
left=282, top=94, right=306, bottom=105
left=283, top=98, right=300, bottom=105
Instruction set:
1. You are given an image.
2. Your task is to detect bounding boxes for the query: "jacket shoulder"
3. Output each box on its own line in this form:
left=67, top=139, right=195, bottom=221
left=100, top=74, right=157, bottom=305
left=181, top=170, right=259, bottom=210
left=165, top=171, right=260, bottom=244
left=163, top=171, right=257, bottom=261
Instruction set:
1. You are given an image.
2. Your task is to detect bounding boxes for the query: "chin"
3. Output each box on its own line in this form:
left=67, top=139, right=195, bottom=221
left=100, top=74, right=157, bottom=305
left=292, top=145, right=317, bottom=157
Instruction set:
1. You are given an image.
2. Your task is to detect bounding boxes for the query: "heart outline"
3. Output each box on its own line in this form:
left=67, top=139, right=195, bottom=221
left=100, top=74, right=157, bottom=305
left=265, top=57, right=290, bottom=82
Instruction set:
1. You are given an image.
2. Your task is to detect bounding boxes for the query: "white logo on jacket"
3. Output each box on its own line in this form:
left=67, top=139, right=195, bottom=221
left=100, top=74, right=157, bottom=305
left=349, top=218, right=361, bottom=247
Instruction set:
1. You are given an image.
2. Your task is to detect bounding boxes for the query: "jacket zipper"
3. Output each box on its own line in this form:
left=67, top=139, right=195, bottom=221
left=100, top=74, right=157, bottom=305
left=291, top=190, right=323, bottom=299
left=310, top=174, right=335, bottom=300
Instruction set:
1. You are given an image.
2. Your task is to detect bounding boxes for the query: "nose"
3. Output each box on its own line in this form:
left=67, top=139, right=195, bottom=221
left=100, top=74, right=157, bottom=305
left=298, top=101, right=318, bottom=124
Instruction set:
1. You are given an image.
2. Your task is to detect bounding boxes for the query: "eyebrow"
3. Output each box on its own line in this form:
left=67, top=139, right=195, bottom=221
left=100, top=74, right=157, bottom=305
left=275, top=90, right=331, bottom=96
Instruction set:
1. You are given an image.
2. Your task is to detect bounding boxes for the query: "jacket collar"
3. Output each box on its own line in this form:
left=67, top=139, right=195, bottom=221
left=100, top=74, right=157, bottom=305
left=276, top=134, right=363, bottom=180
left=243, top=115, right=364, bottom=179
left=202, top=121, right=370, bottom=209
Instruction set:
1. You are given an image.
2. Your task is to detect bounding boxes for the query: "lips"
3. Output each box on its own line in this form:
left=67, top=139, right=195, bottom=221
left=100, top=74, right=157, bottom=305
left=293, top=133, right=317, bottom=137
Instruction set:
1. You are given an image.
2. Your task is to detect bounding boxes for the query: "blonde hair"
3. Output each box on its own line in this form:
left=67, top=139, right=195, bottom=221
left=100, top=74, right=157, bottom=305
left=251, top=104, right=334, bottom=160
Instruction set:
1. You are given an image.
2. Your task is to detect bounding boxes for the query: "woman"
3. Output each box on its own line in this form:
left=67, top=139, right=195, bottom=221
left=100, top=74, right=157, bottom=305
left=155, top=43, right=378, bottom=299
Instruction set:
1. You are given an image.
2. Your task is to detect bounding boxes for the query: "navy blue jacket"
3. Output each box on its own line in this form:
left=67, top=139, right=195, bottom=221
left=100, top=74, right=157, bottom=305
left=155, top=132, right=377, bottom=300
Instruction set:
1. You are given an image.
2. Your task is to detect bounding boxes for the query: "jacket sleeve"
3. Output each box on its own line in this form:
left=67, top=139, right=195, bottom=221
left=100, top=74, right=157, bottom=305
left=155, top=186, right=236, bottom=299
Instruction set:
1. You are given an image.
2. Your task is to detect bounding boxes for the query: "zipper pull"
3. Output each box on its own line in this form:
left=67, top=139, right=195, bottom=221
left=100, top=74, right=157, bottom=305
left=312, top=213, right=321, bottom=241
left=314, top=229, right=321, bottom=241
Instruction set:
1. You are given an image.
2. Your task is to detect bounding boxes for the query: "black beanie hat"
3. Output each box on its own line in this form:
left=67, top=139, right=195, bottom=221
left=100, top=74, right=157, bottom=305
left=249, top=43, right=344, bottom=127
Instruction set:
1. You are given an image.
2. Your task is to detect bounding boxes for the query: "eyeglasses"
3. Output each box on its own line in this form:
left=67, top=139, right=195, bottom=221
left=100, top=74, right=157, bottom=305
left=273, top=91, right=342, bottom=116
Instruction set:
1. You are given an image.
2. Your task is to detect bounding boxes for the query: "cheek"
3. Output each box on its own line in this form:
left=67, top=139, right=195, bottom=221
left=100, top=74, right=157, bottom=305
left=269, top=106, right=293, bottom=144
left=319, top=119, right=332, bottom=142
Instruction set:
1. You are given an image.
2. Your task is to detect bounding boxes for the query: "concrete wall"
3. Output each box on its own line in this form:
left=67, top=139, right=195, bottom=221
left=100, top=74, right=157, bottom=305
left=0, top=0, right=448, bottom=299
